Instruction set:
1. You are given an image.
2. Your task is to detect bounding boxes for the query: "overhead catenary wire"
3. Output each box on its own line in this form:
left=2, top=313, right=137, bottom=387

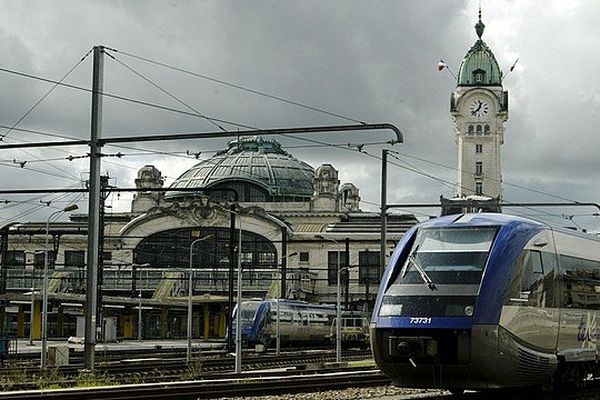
left=0, top=52, right=592, bottom=230
left=105, top=52, right=228, bottom=132
left=388, top=149, right=582, bottom=204
left=1, top=48, right=93, bottom=141
left=0, top=65, right=256, bottom=131
left=0, top=49, right=95, bottom=181
left=106, top=48, right=367, bottom=125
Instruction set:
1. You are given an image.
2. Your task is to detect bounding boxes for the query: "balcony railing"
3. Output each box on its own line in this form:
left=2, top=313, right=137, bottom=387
left=4, top=267, right=316, bottom=297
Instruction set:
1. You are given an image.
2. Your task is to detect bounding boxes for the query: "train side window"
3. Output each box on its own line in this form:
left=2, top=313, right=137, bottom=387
left=560, top=254, right=600, bottom=309
left=506, top=250, right=545, bottom=307
left=302, top=313, right=308, bottom=326
left=522, top=251, right=544, bottom=305
left=529, top=251, right=544, bottom=275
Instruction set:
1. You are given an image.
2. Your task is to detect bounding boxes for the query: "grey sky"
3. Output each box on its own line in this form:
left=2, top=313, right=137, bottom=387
left=0, top=1, right=599, bottom=231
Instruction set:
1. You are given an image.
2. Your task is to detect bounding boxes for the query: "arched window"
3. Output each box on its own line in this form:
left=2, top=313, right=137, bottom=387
left=484, top=125, right=490, bottom=133
left=476, top=125, right=482, bottom=134
left=134, top=227, right=278, bottom=270
left=468, top=125, right=474, bottom=134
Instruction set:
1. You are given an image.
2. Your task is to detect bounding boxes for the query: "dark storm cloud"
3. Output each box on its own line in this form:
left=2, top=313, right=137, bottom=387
left=1, top=1, right=599, bottom=230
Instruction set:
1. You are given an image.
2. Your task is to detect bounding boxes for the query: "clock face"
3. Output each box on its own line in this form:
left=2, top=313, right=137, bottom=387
left=469, top=99, right=490, bottom=118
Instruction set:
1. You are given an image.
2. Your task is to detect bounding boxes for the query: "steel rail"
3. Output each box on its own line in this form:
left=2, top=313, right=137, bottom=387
left=0, top=369, right=390, bottom=400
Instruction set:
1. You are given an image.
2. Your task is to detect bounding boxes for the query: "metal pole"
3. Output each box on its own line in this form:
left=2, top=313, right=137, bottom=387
left=132, top=263, right=148, bottom=343
left=42, top=205, right=77, bottom=370
left=29, top=286, right=34, bottom=346
left=188, top=235, right=212, bottom=363
left=235, top=214, right=243, bottom=374
left=317, top=235, right=342, bottom=363
left=0, top=123, right=404, bottom=151
left=84, top=45, right=104, bottom=370
left=276, top=297, right=280, bottom=356
left=275, top=251, right=295, bottom=356
left=42, top=209, right=59, bottom=370
left=380, top=149, right=388, bottom=279
left=227, top=205, right=235, bottom=354
left=138, top=285, right=142, bottom=342
left=187, top=244, right=193, bottom=363
left=335, top=243, right=341, bottom=364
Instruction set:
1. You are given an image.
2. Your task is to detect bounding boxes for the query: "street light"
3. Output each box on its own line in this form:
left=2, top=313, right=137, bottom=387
left=218, top=207, right=243, bottom=374
left=317, top=235, right=342, bottom=364
left=42, top=203, right=78, bottom=370
left=276, top=252, right=297, bottom=356
left=188, top=234, right=213, bottom=363
left=131, top=263, right=149, bottom=342
left=29, top=286, right=35, bottom=346
left=24, top=250, right=44, bottom=346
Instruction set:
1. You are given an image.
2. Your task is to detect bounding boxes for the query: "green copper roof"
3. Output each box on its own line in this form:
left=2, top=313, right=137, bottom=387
left=457, top=13, right=502, bottom=86
left=165, top=137, right=315, bottom=200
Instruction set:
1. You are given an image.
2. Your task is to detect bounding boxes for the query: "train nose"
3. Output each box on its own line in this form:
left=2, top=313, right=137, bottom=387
left=389, top=336, right=438, bottom=361
left=396, top=341, right=422, bottom=358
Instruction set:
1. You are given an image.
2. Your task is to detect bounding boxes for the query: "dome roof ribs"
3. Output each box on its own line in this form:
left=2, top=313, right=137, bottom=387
left=165, top=136, right=315, bottom=201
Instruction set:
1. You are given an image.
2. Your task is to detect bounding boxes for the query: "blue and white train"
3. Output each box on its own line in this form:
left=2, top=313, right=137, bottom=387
left=232, top=299, right=336, bottom=348
left=371, top=213, right=600, bottom=392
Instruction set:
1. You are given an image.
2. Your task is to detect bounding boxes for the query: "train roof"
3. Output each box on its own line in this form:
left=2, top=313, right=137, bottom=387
left=418, top=213, right=545, bottom=229
left=416, top=213, right=600, bottom=243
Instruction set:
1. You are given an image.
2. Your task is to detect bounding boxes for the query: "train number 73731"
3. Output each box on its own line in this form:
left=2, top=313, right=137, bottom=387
left=409, top=317, right=432, bottom=324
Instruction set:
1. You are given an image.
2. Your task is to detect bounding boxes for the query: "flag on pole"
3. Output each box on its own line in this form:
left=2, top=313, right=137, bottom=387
left=509, top=57, right=519, bottom=72
left=437, top=60, right=447, bottom=71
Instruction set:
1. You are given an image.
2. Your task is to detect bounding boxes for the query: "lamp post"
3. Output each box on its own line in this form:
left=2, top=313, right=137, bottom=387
left=218, top=207, right=243, bottom=373
left=138, top=287, right=142, bottom=342
left=29, top=286, right=35, bottom=346
left=317, top=235, right=342, bottom=364
left=42, top=204, right=78, bottom=370
left=276, top=252, right=297, bottom=356
left=188, top=235, right=213, bottom=363
left=25, top=250, right=43, bottom=346
left=131, top=263, right=150, bottom=342
left=233, top=213, right=243, bottom=374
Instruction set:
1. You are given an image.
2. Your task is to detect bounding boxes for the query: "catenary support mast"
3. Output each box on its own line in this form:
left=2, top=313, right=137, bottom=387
left=84, top=45, right=104, bottom=370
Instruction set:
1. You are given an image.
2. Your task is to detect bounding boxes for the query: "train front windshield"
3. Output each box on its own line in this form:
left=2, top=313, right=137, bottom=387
left=233, top=302, right=261, bottom=328
left=380, top=226, right=498, bottom=317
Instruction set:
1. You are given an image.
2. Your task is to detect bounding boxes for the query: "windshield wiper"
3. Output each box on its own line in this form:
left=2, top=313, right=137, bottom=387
left=402, top=245, right=437, bottom=291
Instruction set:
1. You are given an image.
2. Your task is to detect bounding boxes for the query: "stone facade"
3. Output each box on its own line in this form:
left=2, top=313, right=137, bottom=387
left=450, top=13, right=509, bottom=199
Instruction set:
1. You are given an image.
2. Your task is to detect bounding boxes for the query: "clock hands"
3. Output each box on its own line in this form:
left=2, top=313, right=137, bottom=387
left=470, top=100, right=485, bottom=116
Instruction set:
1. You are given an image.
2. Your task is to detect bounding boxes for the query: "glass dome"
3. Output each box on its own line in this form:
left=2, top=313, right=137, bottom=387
left=165, top=137, right=315, bottom=202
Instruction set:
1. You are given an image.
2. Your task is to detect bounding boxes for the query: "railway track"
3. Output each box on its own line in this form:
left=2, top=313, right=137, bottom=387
left=0, top=369, right=390, bottom=400
left=0, top=349, right=374, bottom=391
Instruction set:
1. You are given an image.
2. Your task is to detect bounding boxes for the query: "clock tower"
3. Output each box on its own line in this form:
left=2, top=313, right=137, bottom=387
left=450, top=10, right=508, bottom=199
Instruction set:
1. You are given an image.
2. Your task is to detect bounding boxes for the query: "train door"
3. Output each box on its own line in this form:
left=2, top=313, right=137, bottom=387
left=500, top=229, right=559, bottom=351
left=298, top=311, right=309, bottom=341
left=554, top=230, right=600, bottom=352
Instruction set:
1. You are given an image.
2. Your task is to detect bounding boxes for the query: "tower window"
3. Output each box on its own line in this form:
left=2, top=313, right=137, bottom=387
left=468, top=125, right=474, bottom=134
left=476, top=144, right=483, bottom=153
left=475, top=162, right=483, bottom=175
left=299, top=252, right=309, bottom=262
left=476, top=125, right=482, bottom=134
left=473, top=69, right=486, bottom=84
left=484, top=124, right=490, bottom=133
left=475, top=181, right=483, bottom=195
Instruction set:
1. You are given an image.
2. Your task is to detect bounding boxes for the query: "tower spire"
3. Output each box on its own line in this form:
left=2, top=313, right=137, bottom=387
left=475, top=2, right=485, bottom=39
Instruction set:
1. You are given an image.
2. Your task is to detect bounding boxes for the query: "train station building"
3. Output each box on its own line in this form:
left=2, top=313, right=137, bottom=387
left=0, top=136, right=417, bottom=341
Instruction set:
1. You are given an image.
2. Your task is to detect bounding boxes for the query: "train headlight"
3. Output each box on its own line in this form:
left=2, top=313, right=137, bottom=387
left=464, top=305, right=474, bottom=316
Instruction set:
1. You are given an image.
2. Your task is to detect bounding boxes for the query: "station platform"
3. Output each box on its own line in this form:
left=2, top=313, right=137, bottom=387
left=12, top=338, right=225, bottom=355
